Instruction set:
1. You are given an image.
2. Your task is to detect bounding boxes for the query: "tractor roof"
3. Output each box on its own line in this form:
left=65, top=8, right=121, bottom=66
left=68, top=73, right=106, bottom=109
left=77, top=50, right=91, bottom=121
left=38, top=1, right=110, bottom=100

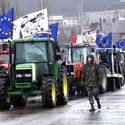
left=12, top=38, right=55, bottom=43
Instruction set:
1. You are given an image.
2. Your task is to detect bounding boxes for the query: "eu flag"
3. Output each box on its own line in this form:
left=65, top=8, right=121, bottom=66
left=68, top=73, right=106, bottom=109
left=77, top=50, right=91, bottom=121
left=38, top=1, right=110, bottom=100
left=95, top=32, right=112, bottom=48
left=49, top=23, right=58, bottom=41
left=116, top=39, right=125, bottom=49
left=33, top=32, right=48, bottom=38
left=95, top=34, right=104, bottom=47
left=33, top=23, right=58, bottom=41
left=0, top=8, right=14, bottom=39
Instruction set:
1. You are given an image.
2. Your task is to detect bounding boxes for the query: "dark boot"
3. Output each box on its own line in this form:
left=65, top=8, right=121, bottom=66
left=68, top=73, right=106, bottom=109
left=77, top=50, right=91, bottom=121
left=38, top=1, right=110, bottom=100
left=97, top=100, right=101, bottom=109
left=89, top=104, right=95, bottom=112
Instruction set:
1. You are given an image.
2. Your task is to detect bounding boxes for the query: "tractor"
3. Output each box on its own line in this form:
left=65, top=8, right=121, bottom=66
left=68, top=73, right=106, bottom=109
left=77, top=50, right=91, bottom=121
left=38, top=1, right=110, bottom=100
left=95, top=47, right=124, bottom=91
left=0, top=37, right=69, bottom=110
left=64, top=43, right=97, bottom=95
left=64, top=42, right=124, bottom=95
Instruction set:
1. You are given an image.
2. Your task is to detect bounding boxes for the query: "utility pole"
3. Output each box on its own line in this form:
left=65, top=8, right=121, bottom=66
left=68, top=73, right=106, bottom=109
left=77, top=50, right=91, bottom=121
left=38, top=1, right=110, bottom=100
left=1, top=0, right=5, bottom=14
left=41, top=0, right=44, bottom=9
left=81, top=0, right=84, bottom=33
left=99, top=18, right=102, bottom=31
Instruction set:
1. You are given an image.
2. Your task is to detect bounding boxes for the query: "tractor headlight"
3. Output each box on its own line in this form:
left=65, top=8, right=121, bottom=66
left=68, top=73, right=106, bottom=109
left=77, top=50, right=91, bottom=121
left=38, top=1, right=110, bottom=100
left=25, top=74, right=31, bottom=77
left=16, top=74, right=22, bottom=78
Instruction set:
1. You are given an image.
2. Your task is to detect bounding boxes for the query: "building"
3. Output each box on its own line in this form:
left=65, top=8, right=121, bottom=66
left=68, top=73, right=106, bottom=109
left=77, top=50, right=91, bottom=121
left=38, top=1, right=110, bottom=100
left=82, top=9, right=125, bottom=43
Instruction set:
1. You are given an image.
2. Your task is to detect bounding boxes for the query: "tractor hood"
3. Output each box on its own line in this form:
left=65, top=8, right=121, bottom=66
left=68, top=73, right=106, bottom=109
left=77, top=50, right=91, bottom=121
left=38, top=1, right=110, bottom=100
left=67, top=62, right=84, bottom=78
left=16, top=63, right=38, bottom=82
left=16, top=63, right=32, bottom=70
left=0, top=64, right=9, bottom=69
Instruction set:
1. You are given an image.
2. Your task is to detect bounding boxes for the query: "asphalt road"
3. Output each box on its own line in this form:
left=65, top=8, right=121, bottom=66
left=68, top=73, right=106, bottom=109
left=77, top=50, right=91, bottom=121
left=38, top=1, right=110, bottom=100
left=1, top=87, right=125, bottom=125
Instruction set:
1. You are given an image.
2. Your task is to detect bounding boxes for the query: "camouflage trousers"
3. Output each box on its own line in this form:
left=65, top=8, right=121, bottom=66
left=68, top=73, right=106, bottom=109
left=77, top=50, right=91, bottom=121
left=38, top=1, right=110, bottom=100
left=86, top=86, right=99, bottom=104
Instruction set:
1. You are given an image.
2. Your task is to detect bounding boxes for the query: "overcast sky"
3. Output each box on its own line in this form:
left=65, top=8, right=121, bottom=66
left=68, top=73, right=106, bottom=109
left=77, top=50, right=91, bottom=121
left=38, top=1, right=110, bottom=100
left=4, top=0, right=125, bottom=17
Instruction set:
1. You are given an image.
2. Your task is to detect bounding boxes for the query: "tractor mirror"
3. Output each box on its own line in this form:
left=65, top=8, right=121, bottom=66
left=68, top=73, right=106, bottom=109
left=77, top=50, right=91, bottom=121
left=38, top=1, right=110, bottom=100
left=2, top=43, right=7, bottom=51
left=56, top=55, right=61, bottom=60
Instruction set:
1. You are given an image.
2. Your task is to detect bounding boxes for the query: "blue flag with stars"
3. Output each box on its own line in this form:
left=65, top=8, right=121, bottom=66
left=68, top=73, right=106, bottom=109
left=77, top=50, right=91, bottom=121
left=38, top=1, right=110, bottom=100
left=0, top=8, right=14, bottom=39
left=116, top=39, right=125, bottom=50
left=33, top=32, right=48, bottom=38
left=49, top=23, right=58, bottom=41
left=33, top=23, right=58, bottom=41
left=95, top=32, right=112, bottom=48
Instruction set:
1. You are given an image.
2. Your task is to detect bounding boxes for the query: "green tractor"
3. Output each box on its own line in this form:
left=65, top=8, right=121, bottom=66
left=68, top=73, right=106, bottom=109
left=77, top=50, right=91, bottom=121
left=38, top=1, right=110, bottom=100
left=0, top=38, right=69, bottom=110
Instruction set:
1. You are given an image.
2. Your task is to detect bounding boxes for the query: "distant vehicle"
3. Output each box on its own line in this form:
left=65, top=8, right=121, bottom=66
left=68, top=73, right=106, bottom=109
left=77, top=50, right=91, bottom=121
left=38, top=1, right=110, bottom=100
left=0, top=42, right=11, bottom=74
left=64, top=43, right=96, bottom=95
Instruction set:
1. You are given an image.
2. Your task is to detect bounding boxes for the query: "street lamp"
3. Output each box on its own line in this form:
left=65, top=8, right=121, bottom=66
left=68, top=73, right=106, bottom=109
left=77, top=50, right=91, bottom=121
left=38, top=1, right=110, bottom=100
left=81, top=0, right=84, bottom=32
left=104, top=0, right=125, bottom=11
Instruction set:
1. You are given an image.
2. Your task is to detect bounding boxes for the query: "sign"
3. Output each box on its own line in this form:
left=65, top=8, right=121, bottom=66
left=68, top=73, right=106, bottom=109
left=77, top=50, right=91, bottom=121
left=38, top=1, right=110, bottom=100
left=13, top=8, right=49, bottom=39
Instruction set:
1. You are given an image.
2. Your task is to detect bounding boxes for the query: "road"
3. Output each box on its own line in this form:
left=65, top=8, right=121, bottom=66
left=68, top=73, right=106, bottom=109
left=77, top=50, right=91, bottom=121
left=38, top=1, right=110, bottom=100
left=1, top=87, right=125, bottom=125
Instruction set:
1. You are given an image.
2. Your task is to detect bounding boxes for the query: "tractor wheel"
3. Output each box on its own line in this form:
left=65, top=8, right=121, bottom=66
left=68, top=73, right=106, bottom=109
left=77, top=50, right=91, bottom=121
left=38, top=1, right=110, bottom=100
left=116, top=78, right=121, bottom=89
left=57, top=66, right=69, bottom=105
left=107, top=78, right=111, bottom=91
left=110, top=78, right=116, bottom=91
left=99, top=66, right=107, bottom=94
left=69, top=87, right=75, bottom=96
left=41, top=76, right=57, bottom=108
left=121, top=78, right=125, bottom=86
left=0, top=78, right=11, bottom=110
left=11, top=96, right=27, bottom=107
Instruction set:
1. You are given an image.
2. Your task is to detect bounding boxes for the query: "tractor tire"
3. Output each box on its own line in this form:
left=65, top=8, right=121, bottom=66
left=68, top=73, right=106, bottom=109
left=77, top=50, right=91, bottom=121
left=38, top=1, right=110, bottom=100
left=121, top=79, right=125, bottom=86
left=0, top=78, right=11, bottom=110
left=68, top=76, right=75, bottom=96
left=11, top=96, right=27, bottom=107
left=110, top=78, right=116, bottom=91
left=69, top=86, right=75, bottom=96
left=41, top=76, right=57, bottom=108
left=116, top=78, right=121, bottom=89
left=57, top=66, right=69, bottom=105
left=99, top=65, right=107, bottom=94
left=107, top=78, right=111, bottom=92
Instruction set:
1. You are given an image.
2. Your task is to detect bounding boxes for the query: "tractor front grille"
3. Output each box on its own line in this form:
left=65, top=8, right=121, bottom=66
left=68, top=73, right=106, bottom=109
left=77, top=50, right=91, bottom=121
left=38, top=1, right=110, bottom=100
left=16, top=70, right=32, bottom=83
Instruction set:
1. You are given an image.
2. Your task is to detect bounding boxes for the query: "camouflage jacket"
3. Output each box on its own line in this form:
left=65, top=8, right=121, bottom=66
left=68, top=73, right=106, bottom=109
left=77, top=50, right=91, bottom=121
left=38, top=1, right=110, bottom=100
left=81, top=63, right=101, bottom=87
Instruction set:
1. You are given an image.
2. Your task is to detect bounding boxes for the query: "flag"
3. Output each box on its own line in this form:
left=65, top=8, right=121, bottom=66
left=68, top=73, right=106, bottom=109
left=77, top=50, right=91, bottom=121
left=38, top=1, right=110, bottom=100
left=0, top=8, right=14, bottom=39
left=33, top=23, right=58, bottom=41
left=95, top=32, right=112, bottom=48
left=72, top=34, right=77, bottom=44
left=72, top=34, right=84, bottom=44
left=116, top=39, right=125, bottom=49
left=49, top=23, right=58, bottom=41
left=33, top=32, right=48, bottom=38
left=13, top=8, right=48, bottom=39
left=95, top=34, right=104, bottom=47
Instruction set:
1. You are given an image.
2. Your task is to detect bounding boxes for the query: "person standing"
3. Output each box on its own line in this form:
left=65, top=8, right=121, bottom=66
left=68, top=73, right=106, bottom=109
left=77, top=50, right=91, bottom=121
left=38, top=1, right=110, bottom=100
left=82, top=54, right=101, bottom=111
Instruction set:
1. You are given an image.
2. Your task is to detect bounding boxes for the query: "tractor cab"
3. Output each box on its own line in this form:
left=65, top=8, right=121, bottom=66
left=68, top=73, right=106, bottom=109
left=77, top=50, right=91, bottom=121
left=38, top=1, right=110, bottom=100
left=12, top=38, right=61, bottom=89
left=65, top=43, right=97, bottom=78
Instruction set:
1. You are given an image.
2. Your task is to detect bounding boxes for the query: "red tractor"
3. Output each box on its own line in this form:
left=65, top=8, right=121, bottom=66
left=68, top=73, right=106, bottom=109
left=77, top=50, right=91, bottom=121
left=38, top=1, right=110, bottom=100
left=64, top=43, right=96, bottom=95
left=64, top=43, right=112, bottom=95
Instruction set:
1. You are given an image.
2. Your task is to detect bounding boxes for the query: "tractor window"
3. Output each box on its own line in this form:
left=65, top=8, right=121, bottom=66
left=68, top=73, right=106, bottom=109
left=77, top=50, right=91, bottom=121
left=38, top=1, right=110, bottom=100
left=0, top=54, right=9, bottom=64
left=16, top=42, right=47, bottom=64
left=68, top=47, right=89, bottom=63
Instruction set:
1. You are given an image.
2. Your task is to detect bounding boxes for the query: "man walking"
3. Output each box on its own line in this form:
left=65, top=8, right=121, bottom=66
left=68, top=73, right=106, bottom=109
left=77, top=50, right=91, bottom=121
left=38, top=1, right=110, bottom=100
left=82, top=54, right=101, bottom=111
